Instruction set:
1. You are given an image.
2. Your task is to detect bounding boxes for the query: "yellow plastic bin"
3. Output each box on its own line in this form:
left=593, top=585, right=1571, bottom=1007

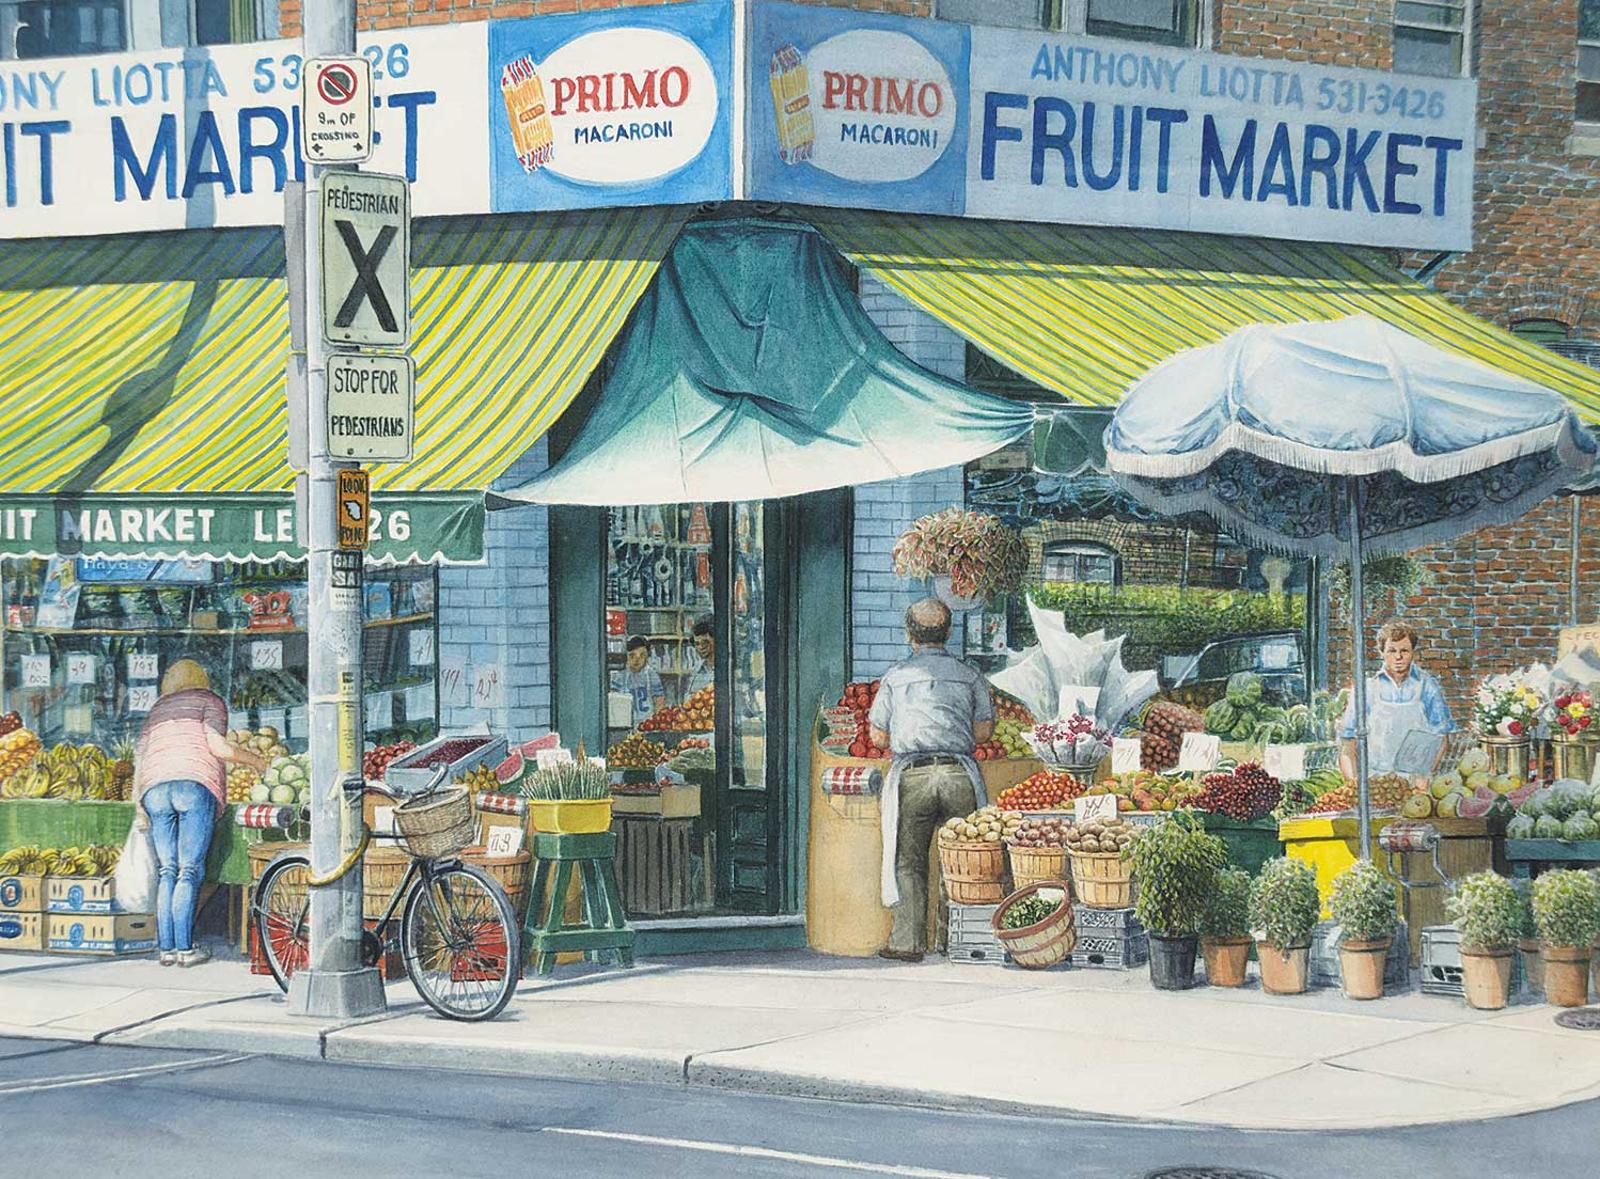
left=1279, top=815, right=1495, bottom=965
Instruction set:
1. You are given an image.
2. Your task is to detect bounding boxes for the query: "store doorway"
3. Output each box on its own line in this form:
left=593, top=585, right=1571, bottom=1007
left=603, top=501, right=786, bottom=916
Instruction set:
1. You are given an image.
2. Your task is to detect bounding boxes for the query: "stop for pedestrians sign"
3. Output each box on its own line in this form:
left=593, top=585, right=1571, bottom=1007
left=302, top=56, right=373, bottom=163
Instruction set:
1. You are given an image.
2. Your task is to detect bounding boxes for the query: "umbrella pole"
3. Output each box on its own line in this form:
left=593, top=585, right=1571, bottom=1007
left=1348, top=480, right=1373, bottom=861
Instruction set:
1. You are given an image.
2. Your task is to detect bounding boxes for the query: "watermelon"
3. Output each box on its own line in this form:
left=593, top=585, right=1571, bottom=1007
left=494, top=748, right=526, bottom=787
left=521, top=733, right=561, bottom=756
left=1458, top=795, right=1494, bottom=818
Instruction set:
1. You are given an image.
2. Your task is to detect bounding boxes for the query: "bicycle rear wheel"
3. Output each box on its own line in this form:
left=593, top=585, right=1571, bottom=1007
left=252, top=852, right=312, bottom=992
left=400, top=862, right=521, bottom=1021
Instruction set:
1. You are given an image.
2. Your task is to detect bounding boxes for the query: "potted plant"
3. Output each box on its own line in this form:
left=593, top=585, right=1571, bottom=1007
left=518, top=758, right=613, bottom=834
left=1200, top=867, right=1253, bottom=988
left=1249, top=857, right=1321, bottom=995
left=1446, top=871, right=1525, bottom=1010
left=1513, top=877, right=1544, bottom=996
left=1122, top=812, right=1226, bottom=990
left=1531, top=869, right=1600, bottom=1008
left=1328, top=861, right=1398, bottom=1000
left=891, top=508, right=1027, bottom=610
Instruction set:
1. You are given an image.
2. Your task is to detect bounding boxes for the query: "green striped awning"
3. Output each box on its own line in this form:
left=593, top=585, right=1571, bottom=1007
left=809, top=210, right=1600, bottom=424
left=0, top=208, right=685, bottom=561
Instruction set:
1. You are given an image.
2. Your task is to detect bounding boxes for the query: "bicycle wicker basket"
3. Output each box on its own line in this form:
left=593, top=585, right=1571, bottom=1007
left=392, top=787, right=475, bottom=858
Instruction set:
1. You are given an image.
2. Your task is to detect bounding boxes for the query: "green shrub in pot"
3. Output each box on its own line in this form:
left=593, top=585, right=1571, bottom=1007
left=1199, top=866, right=1253, bottom=988
left=1531, top=869, right=1600, bottom=1007
left=1122, top=812, right=1226, bottom=990
left=1446, top=871, right=1524, bottom=1010
left=1249, top=857, right=1321, bottom=995
left=1329, top=861, right=1399, bottom=943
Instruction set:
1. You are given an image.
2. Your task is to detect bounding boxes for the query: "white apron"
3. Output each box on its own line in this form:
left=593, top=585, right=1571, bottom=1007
left=879, top=754, right=987, bottom=907
left=1366, top=682, right=1429, bottom=774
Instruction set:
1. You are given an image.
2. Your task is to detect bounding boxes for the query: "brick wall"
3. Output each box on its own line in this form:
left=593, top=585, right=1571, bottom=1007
left=436, top=438, right=552, bottom=738
left=852, top=271, right=966, bottom=678
left=1212, top=0, right=1393, bottom=69
left=280, top=0, right=930, bottom=38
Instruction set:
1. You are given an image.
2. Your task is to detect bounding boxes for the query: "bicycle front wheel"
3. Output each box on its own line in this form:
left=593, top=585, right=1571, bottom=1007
left=252, top=852, right=312, bottom=993
left=400, top=863, right=521, bottom=1021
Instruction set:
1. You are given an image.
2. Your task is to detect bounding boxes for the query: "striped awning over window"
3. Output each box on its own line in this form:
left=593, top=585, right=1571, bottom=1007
left=0, top=207, right=684, bottom=561
left=809, top=209, right=1600, bottom=424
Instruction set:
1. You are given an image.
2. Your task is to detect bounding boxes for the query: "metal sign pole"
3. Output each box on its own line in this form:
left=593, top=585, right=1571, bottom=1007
left=287, top=0, right=384, bottom=1019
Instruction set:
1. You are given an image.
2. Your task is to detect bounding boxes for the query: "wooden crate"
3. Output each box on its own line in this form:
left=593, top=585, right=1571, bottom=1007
left=614, top=816, right=708, bottom=916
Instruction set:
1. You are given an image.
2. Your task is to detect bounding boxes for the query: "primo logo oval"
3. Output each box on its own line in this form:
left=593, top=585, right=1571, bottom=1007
left=68, top=884, right=85, bottom=909
left=0, top=878, right=19, bottom=906
left=0, top=918, right=21, bottom=938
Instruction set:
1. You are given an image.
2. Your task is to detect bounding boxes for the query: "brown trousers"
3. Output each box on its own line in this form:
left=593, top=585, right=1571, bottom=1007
left=889, top=763, right=978, bottom=953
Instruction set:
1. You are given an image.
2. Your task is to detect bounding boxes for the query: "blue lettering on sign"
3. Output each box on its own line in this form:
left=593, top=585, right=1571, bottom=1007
left=1343, top=128, right=1382, bottom=213
left=112, top=113, right=177, bottom=201
left=68, top=884, right=84, bottom=909
left=1199, top=115, right=1255, bottom=200
left=69, top=921, right=84, bottom=946
left=0, top=918, right=20, bottom=938
left=1256, top=121, right=1299, bottom=206
left=183, top=109, right=236, bottom=198
left=238, top=106, right=290, bottom=195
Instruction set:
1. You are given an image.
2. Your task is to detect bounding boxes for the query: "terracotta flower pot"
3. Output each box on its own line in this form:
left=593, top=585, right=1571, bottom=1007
left=1340, top=937, right=1391, bottom=1001
left=1542, top=944, right=1593, bottom=1008
left=1460, top=945, right=1515, bottom=1011
left=1201, top=935, right=1252, bottom=988
left=1518, top=937, right=1544, bottom=996
left=1256, top=939, right=1310, bottom=995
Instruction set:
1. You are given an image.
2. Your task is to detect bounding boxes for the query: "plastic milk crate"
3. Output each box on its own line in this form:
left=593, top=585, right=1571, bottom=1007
left=946, top=902, right=1008, bottom=965
left=1420, top=926, right=1526, bottom=997
left=1066, top=904, right=1149, bottom=970
left=1309, top=920, right=1412, bottom=990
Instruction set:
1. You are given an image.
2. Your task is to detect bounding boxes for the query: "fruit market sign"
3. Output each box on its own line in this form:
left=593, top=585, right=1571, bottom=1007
left=747, top=1, right=1477, bottom=250
left=488, top=2, right=735, bottom=212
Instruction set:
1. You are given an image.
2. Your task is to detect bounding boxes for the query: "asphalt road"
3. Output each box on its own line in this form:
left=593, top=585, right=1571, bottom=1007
left=2, top=1036, right=1597, bottom=1179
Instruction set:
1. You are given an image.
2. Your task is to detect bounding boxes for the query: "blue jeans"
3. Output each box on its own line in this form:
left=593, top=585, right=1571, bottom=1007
left=142, top=780, right=217, bottom=951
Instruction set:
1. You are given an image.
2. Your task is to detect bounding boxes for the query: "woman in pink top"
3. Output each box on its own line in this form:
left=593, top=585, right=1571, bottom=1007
left=133, top=660, right=266, bottom=967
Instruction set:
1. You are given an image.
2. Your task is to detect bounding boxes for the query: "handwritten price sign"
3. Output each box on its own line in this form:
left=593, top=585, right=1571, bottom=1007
left=21, top=655, right=51, bottom=689
left=128, top=653, right=160, bottom=680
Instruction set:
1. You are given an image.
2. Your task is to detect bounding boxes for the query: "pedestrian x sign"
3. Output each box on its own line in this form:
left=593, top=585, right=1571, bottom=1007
left=321, top=171, right=410, bottom=348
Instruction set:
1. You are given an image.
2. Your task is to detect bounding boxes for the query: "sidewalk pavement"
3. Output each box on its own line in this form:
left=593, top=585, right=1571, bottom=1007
left=3, top=943, right=1598, bottom=1131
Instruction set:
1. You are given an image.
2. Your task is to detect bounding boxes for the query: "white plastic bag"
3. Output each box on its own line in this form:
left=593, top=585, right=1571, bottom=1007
left=113, top=824, right=159, bottom=914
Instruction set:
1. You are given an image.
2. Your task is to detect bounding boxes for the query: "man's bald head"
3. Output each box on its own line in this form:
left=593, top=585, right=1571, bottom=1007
left=905, top=598, right=952, bottom=647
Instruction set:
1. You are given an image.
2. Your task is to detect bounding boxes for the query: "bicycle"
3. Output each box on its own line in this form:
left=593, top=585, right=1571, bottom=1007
left=251, top=768, right=522, bottom=1021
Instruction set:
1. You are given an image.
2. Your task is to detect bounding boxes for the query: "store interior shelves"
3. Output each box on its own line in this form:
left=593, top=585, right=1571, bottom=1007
left=6, top=612, right=434, bottom=638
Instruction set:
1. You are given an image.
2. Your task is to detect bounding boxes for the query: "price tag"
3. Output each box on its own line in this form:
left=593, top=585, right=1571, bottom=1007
left=21, top=654, right=51, bottom=689
left=1177, top=732, right=1222, bottom=773
left=1263, top=743, right=1308, bottom=782
left=440, top=660, right=467, bottom=708
left=372, top=805, right=396, bottom=834
left=66, top=654, right=96, bottom=685
left=1073, top=795, right=1119, bottom=823
left=128, top=683, right=159, bottom=713
left=409, top=628, right=435, bottom=666
left=128, top=653, right=160, bottom=680
left=534, top=748, right=574, bottom=770
left=1110, top=737, right=1143, bottom=776
left=367, top=692, right=393, bottom=730
left=251, top=640, right=284, bottom=671
left=485, top=826, right=524, bottom=857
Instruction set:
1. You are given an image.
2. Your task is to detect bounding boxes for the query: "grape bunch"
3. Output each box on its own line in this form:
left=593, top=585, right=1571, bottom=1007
left=1195, top=762, right=1283, bottom=822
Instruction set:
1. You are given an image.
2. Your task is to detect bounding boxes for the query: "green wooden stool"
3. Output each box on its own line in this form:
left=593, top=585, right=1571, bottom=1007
left=522, top=832, right=634, bottom=977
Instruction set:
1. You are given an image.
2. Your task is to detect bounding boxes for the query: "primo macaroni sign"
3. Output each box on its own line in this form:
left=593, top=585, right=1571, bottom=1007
left=0, top=1, right=1472, bottom=251
left=747, top=2, right=1477, bottom=250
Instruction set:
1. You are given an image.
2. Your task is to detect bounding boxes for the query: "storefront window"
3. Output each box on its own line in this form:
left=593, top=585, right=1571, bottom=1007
left=1578, top=2, right=1600, bottom=129
left=1, top=557, right=439, bottom=753
left=2, top=0, right=124, bottom=60
left=1393, top=1, right=1471, bottom=79
left=1041, top=541, right=1119, bottom=585
left=1085, top=0, right=1201, bottom=48
left=192, top=0, right=257, bottom=46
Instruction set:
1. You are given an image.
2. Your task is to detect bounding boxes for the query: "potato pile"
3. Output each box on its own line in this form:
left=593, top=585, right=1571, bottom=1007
left=1007, top=815, right=1070, bottom=848
left=939, top=805, right=1024, bottom=844
left=1065, top=817, right=1137, bottom=855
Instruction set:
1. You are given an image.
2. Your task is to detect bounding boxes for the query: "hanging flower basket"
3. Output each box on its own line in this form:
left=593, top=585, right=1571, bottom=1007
left=892, top=509, right=1027, bottom=608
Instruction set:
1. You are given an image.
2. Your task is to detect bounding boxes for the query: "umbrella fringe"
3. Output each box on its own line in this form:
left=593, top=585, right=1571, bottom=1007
left=1105, top=418, right=1590, bottom=484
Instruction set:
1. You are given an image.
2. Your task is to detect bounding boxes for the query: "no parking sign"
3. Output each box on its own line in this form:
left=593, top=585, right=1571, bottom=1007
left=302, top=56, right=374, bottom=163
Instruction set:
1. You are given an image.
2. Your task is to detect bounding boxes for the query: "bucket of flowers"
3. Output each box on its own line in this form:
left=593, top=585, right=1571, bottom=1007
left=1549, top=687, right=1598, bottom=782
left=1473, top=674, right=1542, bottom=781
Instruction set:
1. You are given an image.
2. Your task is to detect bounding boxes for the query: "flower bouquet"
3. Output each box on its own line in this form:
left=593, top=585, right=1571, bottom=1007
left=1473, top=675, right=1542, bottom=741
left=1550, top=688, right=1594, bottom=738
left=1023, top=713, right=1111, bottom=773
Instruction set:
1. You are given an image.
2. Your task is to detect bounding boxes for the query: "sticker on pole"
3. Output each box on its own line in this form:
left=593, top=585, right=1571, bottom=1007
left=321, top=171, right=410, bottom=348
left=302, top=56, right=372, bottom=163
left=336, top=469, right=370, bottom=551
left=326, top=352, right=414, bottom=461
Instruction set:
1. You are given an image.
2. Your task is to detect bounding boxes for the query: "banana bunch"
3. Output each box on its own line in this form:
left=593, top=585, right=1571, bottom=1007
left=49, top=844, right=119, bottom=877
left=0, top=844, right=48, bottom=876
left=28, top=744, right=117, bottom=801
left=0, top=726, right=42, bottom=793
left=1, top=765, right=51, bottom=799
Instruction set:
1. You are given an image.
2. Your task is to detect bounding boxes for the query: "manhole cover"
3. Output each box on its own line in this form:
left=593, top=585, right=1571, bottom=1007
left=1554, top=1007, right=1600, bottom=1031
left=1145, top=1171, right=1282, bottom=1179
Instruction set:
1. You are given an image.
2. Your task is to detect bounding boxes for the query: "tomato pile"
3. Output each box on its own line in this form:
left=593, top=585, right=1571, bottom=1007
left=1194, top=762, right=1282, bottom=822
left=996, top=770, right=1085, bottom=811
left=363, top=741, right=417, bottom=780
left=834, top=681, right=889, bottom=759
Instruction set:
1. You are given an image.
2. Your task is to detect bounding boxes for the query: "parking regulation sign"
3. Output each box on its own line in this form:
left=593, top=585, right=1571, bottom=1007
left=302, top=56, right=373, bottom=162
left=321, top=171, right=409, bottom=347
left=326, top=351, right=415, bottom=462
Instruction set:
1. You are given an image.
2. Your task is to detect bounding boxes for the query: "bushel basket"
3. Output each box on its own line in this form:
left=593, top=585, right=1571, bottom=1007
left=992, top=882, right=1076, bottom=969
left=1068, top=849, right=1134, bottom=909
left=1007, top=844, right=1070, bottom=892
left=393, top=787, right=475, bottom=859
left=937, top=839, right=1008, bottom=905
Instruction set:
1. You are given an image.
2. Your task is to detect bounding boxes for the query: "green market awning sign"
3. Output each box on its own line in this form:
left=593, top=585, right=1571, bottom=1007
left=0, top=494, right=483, bottom=564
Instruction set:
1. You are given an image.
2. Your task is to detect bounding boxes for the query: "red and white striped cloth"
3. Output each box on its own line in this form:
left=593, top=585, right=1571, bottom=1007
left=820, top=766, right=882, bottom=796
left=475, top=791, right=528, bottom=816
left=234, top=803, right=297, bottom=829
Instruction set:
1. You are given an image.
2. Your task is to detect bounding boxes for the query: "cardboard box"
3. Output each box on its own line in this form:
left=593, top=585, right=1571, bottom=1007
left=611, top=782, right=701, bottom=819
left=0, top=874, right=44, bottom=913
left=0, top=910, right=44, bottom=952
left=45, top=912, right=156, bottom=955
left=46, top=875, right=117, bottom=914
